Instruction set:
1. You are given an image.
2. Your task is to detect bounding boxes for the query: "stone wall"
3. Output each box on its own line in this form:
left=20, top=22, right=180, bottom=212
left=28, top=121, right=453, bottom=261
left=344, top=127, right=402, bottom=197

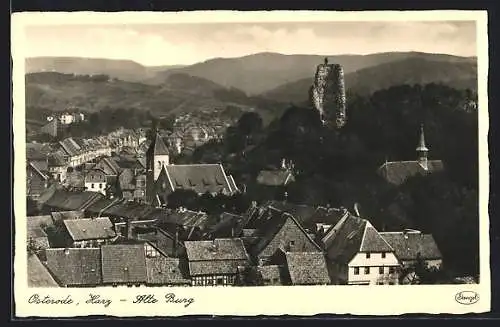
left=310, top=60, right=347, bottom=128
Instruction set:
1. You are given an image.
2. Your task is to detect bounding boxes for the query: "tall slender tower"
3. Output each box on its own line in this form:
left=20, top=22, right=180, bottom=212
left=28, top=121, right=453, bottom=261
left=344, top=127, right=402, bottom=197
left=146, top=132, right=170, bottom=181
left=416, top=124, right=429, bottom=170
left=310, top=57, right=347, bottom=128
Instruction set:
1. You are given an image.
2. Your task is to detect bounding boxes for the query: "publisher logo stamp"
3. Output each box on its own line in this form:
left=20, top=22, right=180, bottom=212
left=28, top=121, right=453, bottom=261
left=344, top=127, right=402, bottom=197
left=455, top=291, right=479, bottom=305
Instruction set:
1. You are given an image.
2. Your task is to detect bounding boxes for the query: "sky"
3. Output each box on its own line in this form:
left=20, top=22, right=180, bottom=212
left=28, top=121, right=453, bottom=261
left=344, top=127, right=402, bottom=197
left=24, top=21, right=477, bottom=66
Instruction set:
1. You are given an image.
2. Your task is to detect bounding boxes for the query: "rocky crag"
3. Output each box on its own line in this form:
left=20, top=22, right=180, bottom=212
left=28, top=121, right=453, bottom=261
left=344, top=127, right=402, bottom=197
left=310, top=58, right=347, bottom=128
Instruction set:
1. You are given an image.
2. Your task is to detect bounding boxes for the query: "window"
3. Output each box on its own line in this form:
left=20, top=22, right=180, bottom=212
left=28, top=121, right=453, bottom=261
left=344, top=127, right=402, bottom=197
left=289, top=240, right=295, bottom=246
left=366, top=253, right=371, bottom=259
left=379, top=267, right=384, bottom=274
left=389, top=267, right=395, bottom=274
left=364, top=267, right=370, bottom=275
left=381, top=252, right=386, bottom=258
left=91, top=183, right=95, bottom=188
left=263, top=278, right=271, bottom=284
left=145, top=244, right=158, bottom=258
left=389, top=282, right=395, bottom=285
left=99, top=183, right=102, bottom=189
left=354, top=267, right=359, bottom=275
left=217, top=278, right=224, bottom=285
left=377, top=281, right=384, bottom=285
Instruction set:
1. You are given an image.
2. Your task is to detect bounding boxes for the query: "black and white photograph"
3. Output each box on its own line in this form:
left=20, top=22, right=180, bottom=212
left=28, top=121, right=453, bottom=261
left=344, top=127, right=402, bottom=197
left=12, top=10, right=490, bottom=316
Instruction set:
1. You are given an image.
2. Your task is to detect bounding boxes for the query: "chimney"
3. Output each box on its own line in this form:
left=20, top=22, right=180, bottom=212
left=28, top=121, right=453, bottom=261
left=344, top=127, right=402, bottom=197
left=353, top=203, right=360, bottom=217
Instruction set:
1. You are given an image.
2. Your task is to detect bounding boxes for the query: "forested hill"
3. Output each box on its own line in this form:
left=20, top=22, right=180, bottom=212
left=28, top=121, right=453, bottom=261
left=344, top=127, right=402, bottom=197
left=262, top=57, right=477, bottom=104
left=190, top=83, right=479, bottom=277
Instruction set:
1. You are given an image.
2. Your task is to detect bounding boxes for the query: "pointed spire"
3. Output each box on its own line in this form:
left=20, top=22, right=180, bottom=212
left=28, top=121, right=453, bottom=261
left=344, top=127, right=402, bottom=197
left=324, top=57, right=329, bottom=65
left=416, top=124, right=428, bottom=152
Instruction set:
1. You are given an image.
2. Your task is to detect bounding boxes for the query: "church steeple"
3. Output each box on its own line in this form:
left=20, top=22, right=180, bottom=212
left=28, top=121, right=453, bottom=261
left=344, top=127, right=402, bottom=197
left=416, top=124, right=429, bottom=170
left=146, top=126, right=170, bottom=181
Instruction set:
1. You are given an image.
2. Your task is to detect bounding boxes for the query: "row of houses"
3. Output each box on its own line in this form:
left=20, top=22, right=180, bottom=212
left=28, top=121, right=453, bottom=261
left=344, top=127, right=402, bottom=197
left=27, top=197, right=443, bottom=287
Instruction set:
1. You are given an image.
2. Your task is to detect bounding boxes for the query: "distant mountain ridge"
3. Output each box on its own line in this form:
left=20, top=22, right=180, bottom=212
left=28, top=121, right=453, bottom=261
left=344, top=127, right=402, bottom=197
left=26, top=52, right=476, bottom=95
left=149, top=51, right=476, bottom=95
left=25, top=71, right=285, bottom=122
left=262, top=57, right=477, bottom=104
left=25, top=57, right=185, bottom=82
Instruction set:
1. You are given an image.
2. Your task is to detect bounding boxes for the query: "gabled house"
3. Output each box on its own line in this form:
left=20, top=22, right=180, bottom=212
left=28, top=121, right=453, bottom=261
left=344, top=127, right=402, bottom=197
left=92, top=157, right=121, bottom=177
left=150, top=164, right=239, bottom=206
left=324, top=215, right=400, bottom=285
left=63, top=217, right=116, bottom=248
left=45, top=248, right=102, bottom=287
left=379, top=229, right=443, bottom=269
left=249, top=210, right=323, bottom=266
left=184, top=238, right=250, bottom=286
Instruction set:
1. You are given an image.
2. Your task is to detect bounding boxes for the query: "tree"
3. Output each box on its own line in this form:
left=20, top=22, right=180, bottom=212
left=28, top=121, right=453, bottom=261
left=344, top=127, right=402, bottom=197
left=237, top=112, right=263, bottom=136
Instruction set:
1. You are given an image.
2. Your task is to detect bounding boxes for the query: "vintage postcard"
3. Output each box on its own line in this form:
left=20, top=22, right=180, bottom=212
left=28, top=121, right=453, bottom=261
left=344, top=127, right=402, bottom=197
left=12, top=10, right=490, bottom=317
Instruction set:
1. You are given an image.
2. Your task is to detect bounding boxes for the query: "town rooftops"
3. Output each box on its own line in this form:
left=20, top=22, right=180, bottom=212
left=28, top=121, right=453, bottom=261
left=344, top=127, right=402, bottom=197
left=380, top=230, right=442, bottom=261
left=28, top=161, right=48, bottom=180
left=63, top=217, right=116, bottom=241
left=101, top=244, right=147, bottom=284
left=27, top=215, right=54, bottom=232
left=27, top=254, right=59, bottom=287
left=59, top=137, right=82, bottom=157
left=285, top=252, right=331, bottom=285
left=162, top=164, right=236, bottom=195
left=46, top=248, right=102, bottom=286
left=377, top=160, right=444, bottom=186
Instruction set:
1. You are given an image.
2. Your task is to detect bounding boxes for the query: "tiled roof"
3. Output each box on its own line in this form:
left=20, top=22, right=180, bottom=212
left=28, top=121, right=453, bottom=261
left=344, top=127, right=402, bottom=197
left=360, top=225, right=394, bottom=253
left=164, top=164, right=235, bottom=194
left=257, top=265, right=284, bottom=284
left=256, top=170, right=295, bottom=186
left=46, top=248, right=102, bottom=286
left=185, top=238, right=249, bottom=261
left=27, top=254, right=59, bottom=287
left=377, top=160, right=444, bottom=185
left=63, top=218, right=116, bottom=241
left=30, top=160, right=49, bottom=175
left=146, top=256, right=191, bottom=285
left=250, top=211, right=322, bottom=257
left=48, top=151, right=67, bottom=166
left=380, top=230, right=442, bottom=260
left=325, top=215, right=367, bottom=264
left=26, top=142, right=52, bottom=160
left=44, top=190, right=104, bottom=211
left=51, top=210, right=85, bottom=222
left=59, top=137, right=82, bottom=157
left=101, top=244, right=147, bottom=284
left=66, top=171, right=85, bottom=188
left=185, top=238, right=249, bottom=276
left=285, top=252, right=331, bottom=285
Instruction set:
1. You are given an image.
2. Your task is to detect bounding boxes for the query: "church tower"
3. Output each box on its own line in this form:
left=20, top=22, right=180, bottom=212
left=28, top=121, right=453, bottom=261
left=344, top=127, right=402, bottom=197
left=416, top=124, right=429, bottom=170
left=146, top=131, right=170, bottom=181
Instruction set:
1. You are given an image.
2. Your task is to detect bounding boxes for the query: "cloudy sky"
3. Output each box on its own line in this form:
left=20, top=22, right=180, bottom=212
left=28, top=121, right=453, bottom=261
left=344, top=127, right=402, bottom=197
left=24, top=21, right=476, bottom=66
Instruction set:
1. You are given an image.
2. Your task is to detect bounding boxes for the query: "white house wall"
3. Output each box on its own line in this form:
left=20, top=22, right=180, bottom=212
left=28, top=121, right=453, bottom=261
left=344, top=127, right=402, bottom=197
left=348, top=252, right=400, bottom=285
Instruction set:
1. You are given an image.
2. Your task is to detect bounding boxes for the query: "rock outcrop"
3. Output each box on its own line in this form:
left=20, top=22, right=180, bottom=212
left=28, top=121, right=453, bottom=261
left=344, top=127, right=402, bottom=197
left=310, top=58, right=347, bottom=128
